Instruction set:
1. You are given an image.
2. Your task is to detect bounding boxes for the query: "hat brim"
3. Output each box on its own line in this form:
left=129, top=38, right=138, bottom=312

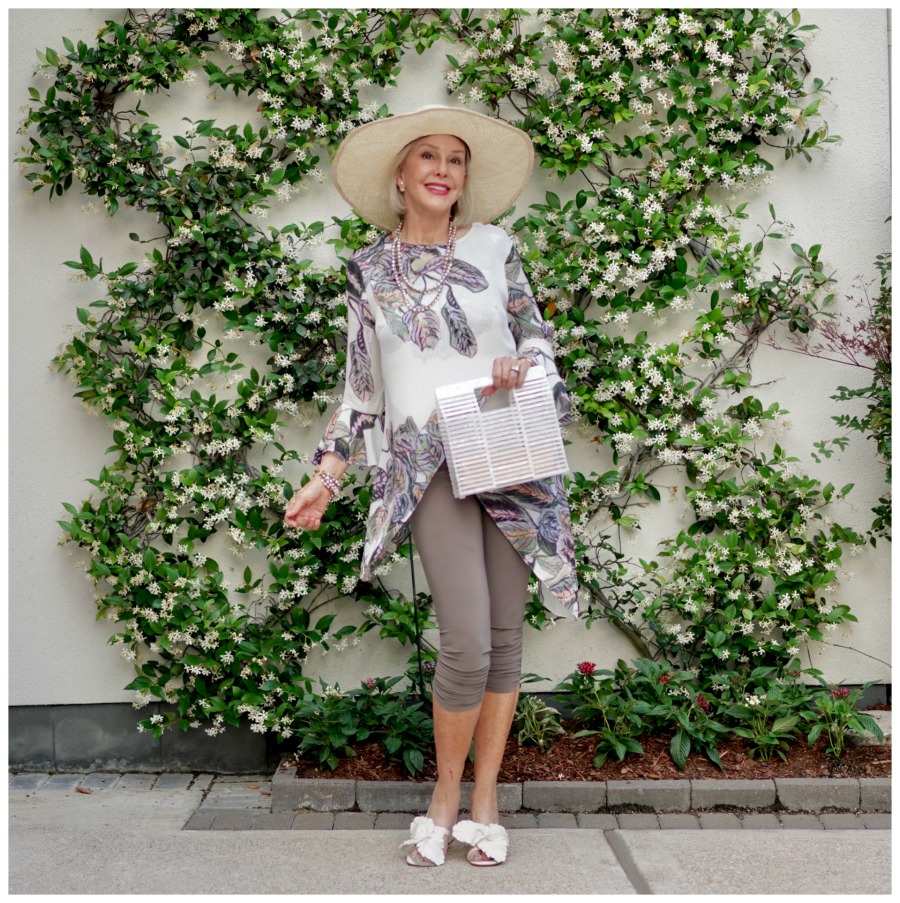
left=331, top=105, right=535, bottom=232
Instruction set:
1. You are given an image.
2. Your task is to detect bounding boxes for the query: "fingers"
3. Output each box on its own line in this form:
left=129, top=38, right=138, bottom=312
left=285, top=503, right=322, bottom=530
left=283, top=481, right=330, bottom=531
left=490, top=356, right=531, bottom=392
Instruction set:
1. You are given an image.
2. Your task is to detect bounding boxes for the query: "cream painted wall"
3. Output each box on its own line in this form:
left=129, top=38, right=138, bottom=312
left=9, top=9, right=890, bottom=706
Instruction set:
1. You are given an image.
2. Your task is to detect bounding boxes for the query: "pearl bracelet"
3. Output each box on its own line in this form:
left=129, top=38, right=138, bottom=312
left=315, top=469, right=342, bottom=500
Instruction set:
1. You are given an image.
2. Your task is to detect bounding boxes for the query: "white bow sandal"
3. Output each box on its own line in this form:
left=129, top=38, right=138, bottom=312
left=400, top=815, right=453, bottom=867
left=452, top=819, right=509, bottom=867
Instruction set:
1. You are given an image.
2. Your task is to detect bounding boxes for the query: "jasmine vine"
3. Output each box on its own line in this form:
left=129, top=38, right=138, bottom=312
left=17, top=8, right=876, bottom=750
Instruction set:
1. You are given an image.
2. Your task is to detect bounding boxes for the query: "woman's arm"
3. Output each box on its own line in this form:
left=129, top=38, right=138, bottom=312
left=503, top=241, right=573, bottom=424
left=284, top=254, right=383, bottom=531
left=283, top=451, right=349, bottom=530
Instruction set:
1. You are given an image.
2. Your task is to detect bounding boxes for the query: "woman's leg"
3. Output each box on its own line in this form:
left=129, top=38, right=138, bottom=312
left=470, top=504, right=530, bottom=841
left=408, top=467, right=494, bottom=862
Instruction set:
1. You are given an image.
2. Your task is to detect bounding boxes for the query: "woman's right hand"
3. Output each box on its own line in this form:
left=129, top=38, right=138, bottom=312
left=283, top=477, right=332, bottom=531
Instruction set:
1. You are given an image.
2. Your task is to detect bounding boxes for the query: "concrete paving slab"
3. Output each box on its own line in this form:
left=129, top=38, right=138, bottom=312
left=576, top=813, right=618, bottom=830
left=9, top=786, right=203, bottom=833
left=210, top=811, right=256, bottom=830
left=608, top=829, right=891, bottom=895
left=80, top=773, right=121, bottom=791
left=502, top=812, right=539, bottom=829
left=272, top=775, right=355, bottom=813
left=214, top=773, right=269, bottom=783
left=152, top=773, right=194, bottom=791
left=698, top=813, right=741, bottom=829
left=537, top=812, right=577, bottom=828
left=860, top=777, right=892, bottom=812
left=691, top=778, right=775, bottom=809
left=291, top=812, right=335, bottom=830
left=333, top=812, right=376, bottom=830
left=523, top=780, right=605, bottom=812
left=658, top=814, right=700, bottom=830
left=776, top=777, right=859, bottom=811
left=8, top=789, right=636, bottom=894
left=374, top=812, right=413, bottom=830
left=42, top=774, right=83, bottom=790
left=183, top=810, right=217, bottom=830
left=250, top=812, right=297, bottom=830
left=616, top=814, right=659, bottom=830
left=740, top=814, right=781, bottom=830
left=607, top=779, right=689, bottom=811
left=9, top=773, right=51, bottom=790
left=198, top=786, right=273, bottom=810
left=116, top=774, right=156, bottom=791
left=780, top=814, right=824, bottom=830
left=192, top=773, right=215, bottom=792
left=819, top=813, right=864, bottom=830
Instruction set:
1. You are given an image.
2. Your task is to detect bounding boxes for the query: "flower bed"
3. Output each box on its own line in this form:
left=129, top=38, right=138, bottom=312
left=286, top=727, right=890, bottom=784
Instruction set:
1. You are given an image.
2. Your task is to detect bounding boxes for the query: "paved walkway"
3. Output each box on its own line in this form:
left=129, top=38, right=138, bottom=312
left=8, top=771, right=892, bottom=894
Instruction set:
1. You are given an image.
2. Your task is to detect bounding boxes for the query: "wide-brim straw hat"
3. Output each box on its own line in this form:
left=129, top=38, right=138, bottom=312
left=331, top=104, right=535, bottom=232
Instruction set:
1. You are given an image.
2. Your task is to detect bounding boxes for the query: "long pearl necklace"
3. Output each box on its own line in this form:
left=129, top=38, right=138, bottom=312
left=390, top=218, right=457, bottom=308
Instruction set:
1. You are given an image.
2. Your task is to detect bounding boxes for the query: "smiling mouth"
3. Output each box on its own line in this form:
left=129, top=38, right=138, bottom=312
left=425, top=183, right=450, bottom=194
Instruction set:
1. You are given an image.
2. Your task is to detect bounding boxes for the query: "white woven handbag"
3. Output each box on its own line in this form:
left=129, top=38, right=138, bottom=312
left=435, top=365, right=569, bottom=498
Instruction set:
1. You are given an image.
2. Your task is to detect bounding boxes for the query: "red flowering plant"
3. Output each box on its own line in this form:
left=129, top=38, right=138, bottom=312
left=613, top=658, right=730, bottom=769
left=553, top=659, right=648, bottom=766
left=805, top=678, right=884, bottom=758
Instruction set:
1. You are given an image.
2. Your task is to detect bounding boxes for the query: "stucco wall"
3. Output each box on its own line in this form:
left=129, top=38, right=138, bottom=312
left=9, top=8, right=890, bottom=707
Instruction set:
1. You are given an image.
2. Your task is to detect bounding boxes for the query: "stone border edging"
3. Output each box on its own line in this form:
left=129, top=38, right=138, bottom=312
left=272, top=761, right=890, bottom=815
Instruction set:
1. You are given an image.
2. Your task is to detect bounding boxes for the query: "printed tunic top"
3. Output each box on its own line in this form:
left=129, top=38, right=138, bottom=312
left=312, top=222, right=580, bottom=617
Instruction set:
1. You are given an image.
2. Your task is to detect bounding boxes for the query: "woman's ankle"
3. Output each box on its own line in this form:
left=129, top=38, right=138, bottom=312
left=469, top=782, right=500, bottom=822
left=427, top=780, right=461, bottom=826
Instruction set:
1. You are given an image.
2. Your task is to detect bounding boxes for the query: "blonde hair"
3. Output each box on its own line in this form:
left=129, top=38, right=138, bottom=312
left=388, top=136, right=473, bottom=227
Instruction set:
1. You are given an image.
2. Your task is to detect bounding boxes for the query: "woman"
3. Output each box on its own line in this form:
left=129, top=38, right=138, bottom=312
left=284, top=105, right=579, bottom=867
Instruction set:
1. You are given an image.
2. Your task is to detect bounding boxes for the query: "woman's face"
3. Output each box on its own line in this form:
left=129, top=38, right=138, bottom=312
left=396, top=134, right=467, bottom=222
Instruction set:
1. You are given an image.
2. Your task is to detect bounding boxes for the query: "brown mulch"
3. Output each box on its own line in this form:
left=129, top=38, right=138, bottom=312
left=288, top=722, right=891, bottom=783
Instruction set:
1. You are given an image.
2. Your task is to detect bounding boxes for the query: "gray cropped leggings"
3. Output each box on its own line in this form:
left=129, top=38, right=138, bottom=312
left=410, top=465, right=530, bottom=711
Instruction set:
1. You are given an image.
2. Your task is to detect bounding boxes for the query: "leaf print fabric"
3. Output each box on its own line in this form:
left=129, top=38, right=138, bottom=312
left=504, top=243, right=573, bottom=427
left=366, top=238, right=487, bottom=350
left=349, top=326, right=374, bottom=399
left=403, top=305, right=441, bottom=351
left=311, top=223, right=579, bottom=616
left=441, top=286, right=478, bottom=357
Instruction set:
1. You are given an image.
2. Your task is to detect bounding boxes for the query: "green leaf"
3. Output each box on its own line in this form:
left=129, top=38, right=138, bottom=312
left=771, top=715, right=799, bottom=734
left=852, top=714, right=884, bottom=741
left=670, top=729, right=691, bottom=769
left=403, top=748, right=424, bottom=775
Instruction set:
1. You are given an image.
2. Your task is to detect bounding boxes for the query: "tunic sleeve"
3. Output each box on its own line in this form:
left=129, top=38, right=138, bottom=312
left=312, top=253, right=385, bottom=466
left=504, top=243, right=573, bottom=426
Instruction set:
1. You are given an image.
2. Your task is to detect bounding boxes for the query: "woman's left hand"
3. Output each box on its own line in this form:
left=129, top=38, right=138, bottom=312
left=483, top=356, right=532, bottom=396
